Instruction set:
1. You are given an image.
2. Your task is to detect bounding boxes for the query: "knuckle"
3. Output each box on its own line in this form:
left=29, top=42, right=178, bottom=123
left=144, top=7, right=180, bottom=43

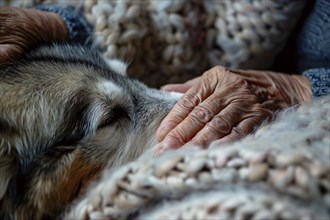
left=236, top=78, right=249, bottom=88
left=232, top=127, right=247, bottom=140
left=168, top=128, right=190, bottom=145
left=206, top=115, right=232, bottom=135
left=243, top=80, right=250, bottom=88
left=205, top=66, right=227, bottom=77
left=213, top=65, right=227, bottom=72
left=191, top=136, right=209, bottom=148
left=189, top=105, right=213, bottom=124
left=178, top=93, right=201, bottom=110
left=254, top=106, right=272, bottom=118
left=192, top=130, right=219, bottom=148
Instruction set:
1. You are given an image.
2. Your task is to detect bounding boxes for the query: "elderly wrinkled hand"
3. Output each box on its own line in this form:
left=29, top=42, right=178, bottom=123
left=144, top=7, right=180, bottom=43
left=0, top=7, right=68, bottom=63
left=156, top=66, right=312, bottom=153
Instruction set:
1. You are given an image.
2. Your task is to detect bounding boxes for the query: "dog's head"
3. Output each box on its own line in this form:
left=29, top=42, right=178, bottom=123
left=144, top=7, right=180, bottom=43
left=0, top=44, right=180, bottom=219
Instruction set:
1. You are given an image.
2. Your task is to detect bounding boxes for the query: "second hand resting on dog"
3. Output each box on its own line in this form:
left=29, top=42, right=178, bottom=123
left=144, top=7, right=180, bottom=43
left=0, top=6, right=313, bottom=155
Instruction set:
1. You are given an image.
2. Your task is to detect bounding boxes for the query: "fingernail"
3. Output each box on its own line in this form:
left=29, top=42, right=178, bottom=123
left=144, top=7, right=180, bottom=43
left=154, top=144, right=166, bottom=156
left=154, top=147, right=163, bottom=156
left=154, top=137, right=177, bottom=156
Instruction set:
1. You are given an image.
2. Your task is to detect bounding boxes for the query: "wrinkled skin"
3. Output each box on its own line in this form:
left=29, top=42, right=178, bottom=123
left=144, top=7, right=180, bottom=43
left=0, top=7, right=68, bottom=63
left=156, top=66, right=312, bottom=153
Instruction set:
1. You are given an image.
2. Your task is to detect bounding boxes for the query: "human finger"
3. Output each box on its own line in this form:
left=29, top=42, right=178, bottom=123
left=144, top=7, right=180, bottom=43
left=161, top=76, right=201, bottom=92
left=161, top=83, right=192, bottom=93
left=158, top=97, right=220, bottom=149
left=189, top=101, right=253, bottom=147
left=157, top=77, right=254, bottom=149
left=156, top=92, right=203, bottom=143
left=156, top=76, right=214, bottom=142
left=211, top=115, right=267, bottom=146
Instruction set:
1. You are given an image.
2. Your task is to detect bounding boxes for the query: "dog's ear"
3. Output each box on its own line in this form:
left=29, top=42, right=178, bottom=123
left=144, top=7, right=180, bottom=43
left=103, top=58, right=128, bottom=76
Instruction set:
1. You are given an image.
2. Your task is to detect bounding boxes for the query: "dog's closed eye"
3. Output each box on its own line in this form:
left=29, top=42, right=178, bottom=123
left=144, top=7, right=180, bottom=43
left=98, top=106, right=129, bottom=129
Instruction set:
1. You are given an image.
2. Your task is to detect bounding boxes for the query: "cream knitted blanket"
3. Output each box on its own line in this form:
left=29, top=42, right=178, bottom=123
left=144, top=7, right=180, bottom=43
left=66, top=95, right=330, bottom=219
left=6, top=0, right=306, bottom=87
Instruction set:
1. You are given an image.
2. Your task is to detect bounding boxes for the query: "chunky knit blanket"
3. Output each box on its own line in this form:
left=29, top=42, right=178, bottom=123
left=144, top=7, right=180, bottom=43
left=6, top=0, right=306, bottom=87
left=4, top=1, right=328, bottom=219
left=86, top=0, right=308, bottom=87
left=65, top=95, right=330, bottom=219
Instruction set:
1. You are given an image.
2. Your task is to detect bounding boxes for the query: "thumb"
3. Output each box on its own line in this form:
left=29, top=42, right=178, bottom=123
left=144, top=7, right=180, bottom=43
left=161, top=83, right=192, bottom=93
left=161, top=76, right=201, bottom=93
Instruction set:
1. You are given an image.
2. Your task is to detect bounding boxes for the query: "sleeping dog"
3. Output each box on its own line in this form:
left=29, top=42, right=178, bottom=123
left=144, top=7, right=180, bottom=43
left=0, top=44, right=180, bottom=219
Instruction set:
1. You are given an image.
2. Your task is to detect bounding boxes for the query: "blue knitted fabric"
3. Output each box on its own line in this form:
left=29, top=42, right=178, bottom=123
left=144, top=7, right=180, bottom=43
left=303, top=68, right=330, bottom=98
left=35, top=5, right=93, bottom=47
left=296, top=0, right=330, bottom=97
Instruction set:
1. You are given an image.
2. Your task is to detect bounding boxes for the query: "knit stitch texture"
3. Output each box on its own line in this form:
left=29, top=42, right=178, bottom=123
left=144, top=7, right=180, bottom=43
left=303, top=68, right=330, bottom=98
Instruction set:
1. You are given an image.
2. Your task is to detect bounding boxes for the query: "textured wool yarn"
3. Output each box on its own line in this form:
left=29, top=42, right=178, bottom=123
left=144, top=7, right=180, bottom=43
left=7, top=0, right=306, bottom=87
left=85, top=0, right=307, bottom=87
left=66, top=95, right=330, bottom=219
